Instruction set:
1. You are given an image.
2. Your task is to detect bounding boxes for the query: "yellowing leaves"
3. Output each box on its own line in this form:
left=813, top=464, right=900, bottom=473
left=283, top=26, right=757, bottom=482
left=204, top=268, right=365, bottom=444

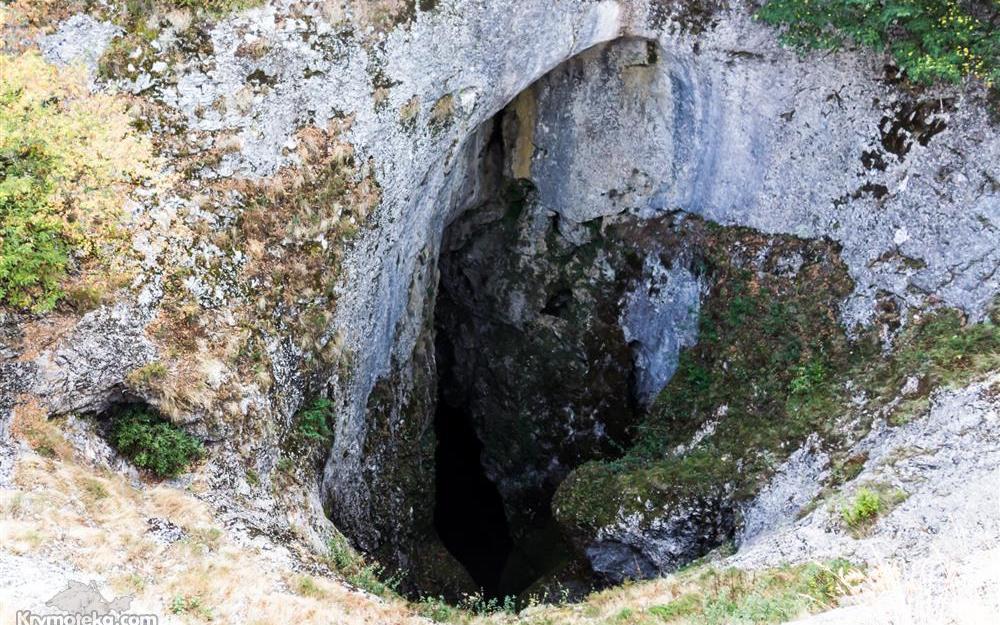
left=2, top=52, right=159, bottom=251
left=0, top=51, right=162, bottom=310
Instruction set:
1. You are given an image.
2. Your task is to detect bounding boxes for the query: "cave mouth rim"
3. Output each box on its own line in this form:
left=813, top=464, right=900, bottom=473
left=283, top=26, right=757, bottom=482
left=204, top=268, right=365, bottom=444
left=335, top=34, right=679, bottom=606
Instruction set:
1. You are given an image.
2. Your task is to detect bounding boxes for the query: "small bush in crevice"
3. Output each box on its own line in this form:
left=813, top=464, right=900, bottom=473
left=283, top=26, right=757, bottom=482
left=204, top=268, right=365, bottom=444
left=294, top=396, right=333, bottom=443
left=840, top=485, right=907, bottom=536
left=111, top=405, right=203, bottom=478
left=325, top=533, right=400, bottom=597
left=841, top=487, right=882, bottom=530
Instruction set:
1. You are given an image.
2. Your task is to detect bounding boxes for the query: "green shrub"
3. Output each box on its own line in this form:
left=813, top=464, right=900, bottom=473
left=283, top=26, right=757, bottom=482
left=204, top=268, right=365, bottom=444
left=0, top=142, right=69, bottom=311
left=841, top=487, right=882, bottom=530
left=790, top=359, right=827, bottom=396
left=1, top=52, right=158, bottom=311
left=756, top=0, right=1000, bottom=86
left=111, top=406, right=204, bottom=478
left=840, top=485, right=909, bottom=536
left=295, top=396, right=333, bottom=442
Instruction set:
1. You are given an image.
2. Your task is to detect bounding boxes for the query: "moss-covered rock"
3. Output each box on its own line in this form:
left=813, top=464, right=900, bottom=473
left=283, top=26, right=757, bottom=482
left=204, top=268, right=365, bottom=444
left=554, top=224, right=865, bottom=579
left=554, top=227, right=1000, bottom=581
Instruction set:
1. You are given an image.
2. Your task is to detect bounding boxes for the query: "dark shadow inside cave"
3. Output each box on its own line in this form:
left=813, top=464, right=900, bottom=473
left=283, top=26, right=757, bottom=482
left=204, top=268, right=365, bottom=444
left=433, top=288, right=582, bottom=602
left=428, top=92, right=639, bottom=600
left=433, top=313, right=514, bottom=598
left=403, top=37, right=668, bottom=602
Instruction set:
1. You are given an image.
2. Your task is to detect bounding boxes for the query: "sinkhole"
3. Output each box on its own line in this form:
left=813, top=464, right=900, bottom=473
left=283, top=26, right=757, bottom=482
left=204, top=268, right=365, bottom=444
left=424, top=106, right=645, bottom=598
left=348, top=35, right=708, bottom=602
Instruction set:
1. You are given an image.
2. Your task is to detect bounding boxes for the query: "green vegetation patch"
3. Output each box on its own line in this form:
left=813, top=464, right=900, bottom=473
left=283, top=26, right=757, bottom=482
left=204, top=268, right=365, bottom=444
left=111, top=405, right=204, bottom=478
left=645, top=560, right=861, bottom=625
left=0, top=140, right=69, bottom=311
left=756, top=0, right=1000, bottom=86
left=294, top=396, right=334, bottom=443
left=555, top=218, right=1000, bottom=547
left=555, top=227, right=861, bottom=536
left=326, top=532, right=401, bottom=597
left=840, top=484, right=908, bottom=536
left=0, top=52, right=157, bottom=311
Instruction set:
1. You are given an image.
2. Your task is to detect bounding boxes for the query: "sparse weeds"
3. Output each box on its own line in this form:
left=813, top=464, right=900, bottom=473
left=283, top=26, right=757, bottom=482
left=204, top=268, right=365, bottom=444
left=643, top=561, right=861, bottom=624
left=457, top=592, right=518, bottom=616
left=415, top=595, right=461, bottom=622
left=840, top=485, right=908, bottom=537
left=325, top=533, right=400, bottom=598
left=292, top=575, right=326, bottom=599
left=63, top=282, right=107, bottom=313
left=170, top=594, right=214, bottom=621
left=127, top=362, right=169, bottom=390
left=80, top=478, right=110, bottom=502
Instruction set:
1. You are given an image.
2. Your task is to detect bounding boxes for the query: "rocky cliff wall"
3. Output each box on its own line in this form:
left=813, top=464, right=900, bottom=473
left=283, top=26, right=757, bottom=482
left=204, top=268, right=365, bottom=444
left=1, top=0, right=997, bottom=598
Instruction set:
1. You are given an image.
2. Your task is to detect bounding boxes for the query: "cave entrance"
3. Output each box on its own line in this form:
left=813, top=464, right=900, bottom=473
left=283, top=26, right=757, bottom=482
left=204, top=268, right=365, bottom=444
left=391, top=37, right=663, bottom=602
left=426, top=108, right=639, bottom=598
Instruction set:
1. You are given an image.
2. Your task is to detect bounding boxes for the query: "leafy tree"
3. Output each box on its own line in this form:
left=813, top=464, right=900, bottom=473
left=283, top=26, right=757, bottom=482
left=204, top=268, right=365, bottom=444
left=757, top=0, right=1000, bottom=86
left=0, top=142, right=68, bottom=311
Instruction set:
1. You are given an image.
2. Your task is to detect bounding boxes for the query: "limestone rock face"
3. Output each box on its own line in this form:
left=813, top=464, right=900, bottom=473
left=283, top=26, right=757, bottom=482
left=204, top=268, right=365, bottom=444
left=1, top=0, right=997, bottom=595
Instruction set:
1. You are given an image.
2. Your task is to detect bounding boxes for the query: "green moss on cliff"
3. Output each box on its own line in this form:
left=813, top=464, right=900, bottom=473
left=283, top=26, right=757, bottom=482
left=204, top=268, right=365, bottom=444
left=555, top=221, right=1000, bottom=548
left=556, top=227, right=859, bottom=537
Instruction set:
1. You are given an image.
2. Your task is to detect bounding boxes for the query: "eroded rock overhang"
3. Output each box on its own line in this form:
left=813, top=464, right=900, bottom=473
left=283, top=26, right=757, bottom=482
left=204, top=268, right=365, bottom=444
left=10, top=0, right=998, bottom=594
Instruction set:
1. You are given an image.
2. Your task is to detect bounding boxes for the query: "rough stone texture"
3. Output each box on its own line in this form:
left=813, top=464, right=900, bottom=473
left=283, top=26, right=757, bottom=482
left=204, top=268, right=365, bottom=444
left=38, top=14, right=121, bottom=78
left=0, top=362, right=31, bottom=488
left=32, top=303, right=158, bottom=416
left=620, top=256, right=703, bottom=404
left=731, top=373, right=1000, bottom=569
left=737, top=434, right=830, bottom=548
left=587, top=494, right=735, bottom=585
left=513, top=28, right=999, bottom=329
left=731, top=373, right=1000, bottom=623
left=3, top=0, right=998, bottom=597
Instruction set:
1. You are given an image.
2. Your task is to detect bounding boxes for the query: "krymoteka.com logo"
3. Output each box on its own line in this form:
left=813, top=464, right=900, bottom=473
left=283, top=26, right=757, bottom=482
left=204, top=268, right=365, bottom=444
left=16, top=581, right=156, bottom=625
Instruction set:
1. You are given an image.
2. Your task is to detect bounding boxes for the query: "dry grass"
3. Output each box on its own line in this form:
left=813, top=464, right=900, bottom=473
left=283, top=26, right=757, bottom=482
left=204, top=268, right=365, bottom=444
left=317, top=0, right=421, bottom=33
left=2, top=431, right=995, bottom=625
left=0, top=445, right=427, bottom=625
left=834, top=548, right=1000, bottom=625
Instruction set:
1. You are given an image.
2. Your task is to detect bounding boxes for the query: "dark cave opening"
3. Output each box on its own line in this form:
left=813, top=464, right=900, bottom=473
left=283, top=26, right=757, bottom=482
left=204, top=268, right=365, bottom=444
left=426, top=101, right=640, bottom=601
left=433, top=316, right=514, bottom=599
left=433, top=298, right=581, bottom=602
